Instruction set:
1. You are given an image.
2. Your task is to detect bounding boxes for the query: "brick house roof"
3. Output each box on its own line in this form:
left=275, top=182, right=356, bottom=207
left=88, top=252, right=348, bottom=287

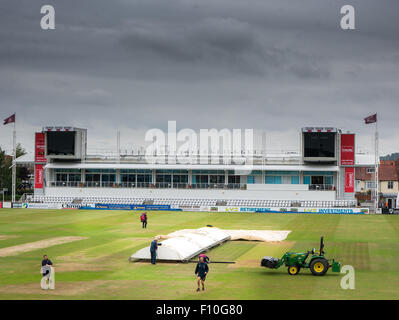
left=379, top=165, right=398, bottom=181
left=355, top=162, right=399, bottom=181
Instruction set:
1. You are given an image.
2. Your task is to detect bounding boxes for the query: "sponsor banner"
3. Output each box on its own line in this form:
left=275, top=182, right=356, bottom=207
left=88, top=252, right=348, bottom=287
left=79, top=203, right=96, bottom=209
left=203, top=206, right=368, bottom=214
left=0, top=202, right=2, bottom=208
left=35, top=132, right=47, bottom=163
left=21, top=203, right=63, bottom=209
left=12, top=203, right=23, bottom=208
left=301, top=208, right=368, bottom=214
left=179, top=205, right=202, bottom=212
left=61, top=203, right=85, bottom=209
left=94, top=203, right=181, bottom=211
left=340, top=133, right=355, bottom=166
left=344, top=167, right=355, bottom=193
left=382, top=208, right=399, bottom=215
left=34, top=164, right=45, bottom=189
left=2, top=202, right=11, bottom=208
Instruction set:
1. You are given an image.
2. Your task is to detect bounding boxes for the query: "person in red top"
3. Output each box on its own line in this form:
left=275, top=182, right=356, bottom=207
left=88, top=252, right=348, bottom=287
left=140, top=212, right=148, bottom=229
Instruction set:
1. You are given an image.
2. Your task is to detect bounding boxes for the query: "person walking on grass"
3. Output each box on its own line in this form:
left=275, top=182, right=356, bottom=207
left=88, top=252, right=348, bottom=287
left=140, top=212, right=148, bottom=229
left=195, top=256, right=209, bottom=291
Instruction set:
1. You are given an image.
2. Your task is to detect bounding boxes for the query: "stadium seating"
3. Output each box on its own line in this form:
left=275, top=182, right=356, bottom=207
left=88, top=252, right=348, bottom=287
left=31, top=195, right=357, bottom=208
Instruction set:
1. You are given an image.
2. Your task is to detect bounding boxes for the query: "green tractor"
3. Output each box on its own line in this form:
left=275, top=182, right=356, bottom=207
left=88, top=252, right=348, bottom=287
left=261, top=236, right=340, bottom=276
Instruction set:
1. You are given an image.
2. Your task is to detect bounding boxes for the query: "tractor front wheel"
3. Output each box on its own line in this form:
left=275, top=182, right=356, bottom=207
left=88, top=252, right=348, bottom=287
left=310, top=258, right=329, bottom=276
left=287, top=265, right=300, bottom=275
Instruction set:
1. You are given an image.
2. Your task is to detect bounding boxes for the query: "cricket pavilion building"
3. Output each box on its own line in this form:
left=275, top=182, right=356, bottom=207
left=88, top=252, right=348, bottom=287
left=23, top=126, right=373, bottom=213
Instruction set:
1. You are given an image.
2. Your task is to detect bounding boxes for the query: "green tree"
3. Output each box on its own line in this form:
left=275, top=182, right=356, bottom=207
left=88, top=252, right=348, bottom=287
left=16, top=143, right=26, bottom=158
left=0, top=144, right=30, bottom=200
left=0, top=147, right=12, bottom=195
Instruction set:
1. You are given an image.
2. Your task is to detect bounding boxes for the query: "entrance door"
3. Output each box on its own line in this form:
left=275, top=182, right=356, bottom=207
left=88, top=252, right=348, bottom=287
left=311, top=176, right=324, bottom=185
left=387, top=198, right=393, bottom=209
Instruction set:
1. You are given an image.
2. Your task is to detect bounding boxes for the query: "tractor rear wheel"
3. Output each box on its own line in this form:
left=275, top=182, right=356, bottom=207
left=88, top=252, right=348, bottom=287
left=287, top=265, right=300, bottom=275
left=310, top=258, right=329, bottom=276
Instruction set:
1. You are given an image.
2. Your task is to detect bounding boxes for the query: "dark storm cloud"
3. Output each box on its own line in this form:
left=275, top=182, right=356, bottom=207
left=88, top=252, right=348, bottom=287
left=0, top=0, right=398, bottom=155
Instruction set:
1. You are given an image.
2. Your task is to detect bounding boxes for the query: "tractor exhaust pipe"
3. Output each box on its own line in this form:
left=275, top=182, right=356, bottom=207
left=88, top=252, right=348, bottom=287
left=320, top=236, right=324, bottom=255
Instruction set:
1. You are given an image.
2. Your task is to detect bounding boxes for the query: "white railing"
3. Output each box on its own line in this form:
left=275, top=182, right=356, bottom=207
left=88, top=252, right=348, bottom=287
left=46, top=181, right=246, bottom=190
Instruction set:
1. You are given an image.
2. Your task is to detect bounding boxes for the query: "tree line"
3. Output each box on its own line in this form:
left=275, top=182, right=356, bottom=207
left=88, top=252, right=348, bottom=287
left=0, top=144, right=31, bottom=200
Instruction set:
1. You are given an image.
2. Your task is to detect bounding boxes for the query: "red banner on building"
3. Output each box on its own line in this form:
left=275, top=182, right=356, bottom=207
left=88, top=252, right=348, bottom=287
left=340, top=134, right=355, bottom=166
left=34, top=164, right=44, bottom=189
left=344, top=167, right=355, bottom=193
left=35, top=132, right=47, bottom=163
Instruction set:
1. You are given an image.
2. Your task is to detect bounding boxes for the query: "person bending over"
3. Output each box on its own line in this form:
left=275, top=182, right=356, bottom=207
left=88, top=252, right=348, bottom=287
left=150, top=238, right=161, bottom=264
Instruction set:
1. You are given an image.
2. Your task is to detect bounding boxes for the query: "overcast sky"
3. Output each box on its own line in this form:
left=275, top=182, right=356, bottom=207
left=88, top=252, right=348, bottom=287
left=0, top=0, right=398, bottom=156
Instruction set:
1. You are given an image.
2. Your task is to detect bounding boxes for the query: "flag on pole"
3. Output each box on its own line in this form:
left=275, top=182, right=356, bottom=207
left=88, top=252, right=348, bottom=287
left=364, top=113, right=377, bottom=124
left=3, top=113, right=15, bottom=125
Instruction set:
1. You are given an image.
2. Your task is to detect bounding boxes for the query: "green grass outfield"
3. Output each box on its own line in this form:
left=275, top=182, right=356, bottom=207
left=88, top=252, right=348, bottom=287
left=0, top=209, right=398, bottom=300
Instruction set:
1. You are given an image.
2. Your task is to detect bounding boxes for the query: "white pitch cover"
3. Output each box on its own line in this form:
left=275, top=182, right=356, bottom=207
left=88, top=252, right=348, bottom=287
left=130, top=227, right=291, bottom=262
left=130, top=227, right=230, bottom=261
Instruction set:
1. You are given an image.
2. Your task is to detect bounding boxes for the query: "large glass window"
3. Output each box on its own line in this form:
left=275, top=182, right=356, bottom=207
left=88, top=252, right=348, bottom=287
left=156, top=174, right=171, bottom=183
left=228, top=175, right=240, bottom=184
left=366, top=181, right=376, bottom=189
left=291, top=176, right=300, bottom=184
left=209, top=175, right=225, bottom=184
left=101, top=174, right=115, bottom=186
left=69, top=174, right=81, bottom=182
left=85, top=174, right=100, bottom=182
left=325, top=176, right=333, bottom=185
left=56, top=173, right=68, bottom=182
left=195, top=175, right=208, bottom=184
left=173, top=175, right=188, bottom=183
left=247, top=176, right=255, bottom=184
left=85, top=174, right=101, bottom=187
left=137, top=174, right=151, bottom=183
left=54, top=170, right=81, bottom=184
left=266, top=176, right=282, bottom=184
left=121, top=174, right=136, bottom=183
left=311, top=176, right=324, bottom=185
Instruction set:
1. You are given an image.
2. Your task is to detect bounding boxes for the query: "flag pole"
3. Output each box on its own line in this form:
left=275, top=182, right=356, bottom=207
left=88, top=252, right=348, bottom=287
left=12, top=115, right=16, bottom=203
left=375, top=113, right=379, bottom=213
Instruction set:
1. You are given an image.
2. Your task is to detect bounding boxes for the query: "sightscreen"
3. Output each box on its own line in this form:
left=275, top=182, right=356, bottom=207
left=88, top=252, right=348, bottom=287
left=303, top=132, right=335, bottom=158
left=47, top=131, right=76, bottom=156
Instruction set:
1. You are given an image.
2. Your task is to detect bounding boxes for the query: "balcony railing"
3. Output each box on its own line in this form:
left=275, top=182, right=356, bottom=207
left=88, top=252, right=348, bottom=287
left=47, top=181, right=245, bottom=190
left=47, top=181, right=336, bottom=191
left=308, top=184, right=335, bottom=191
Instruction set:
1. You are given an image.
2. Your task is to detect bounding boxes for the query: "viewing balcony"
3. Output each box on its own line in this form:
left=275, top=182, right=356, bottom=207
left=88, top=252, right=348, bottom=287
left=47, top=181, right=245, bottom=190
left=46, top=181, right=336, bottom=191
